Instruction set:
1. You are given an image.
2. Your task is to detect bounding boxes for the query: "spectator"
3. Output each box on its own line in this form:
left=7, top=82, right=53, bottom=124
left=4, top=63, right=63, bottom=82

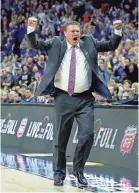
left=32, top=65, right=39, bottom=77
left=108, top=83, right=119, bottom=101
left=28, top=72, right=42, bottom=93
left=13, top=67, right=22, bottom=86
left=82, top=11, right=91, bottom=24
left=98, top=58, right=113, bottom=83
left=1, top=71, right=12, bottom=88
left=13, top=92, right=24, bottom=103
left=8, top=90, right=16, bottom=103
left=132, top=82, right=139, bottom=96
left=18, top=85, right=27, bottom=100
left=19, top=66, right=31, bottom=86
left=1, top=92, right=9, bottom=103
left=25, top=88, right=36, bottom=103
left=123, top=80, right=132, bottom=90
left=124, top=62, right=138, bottom=83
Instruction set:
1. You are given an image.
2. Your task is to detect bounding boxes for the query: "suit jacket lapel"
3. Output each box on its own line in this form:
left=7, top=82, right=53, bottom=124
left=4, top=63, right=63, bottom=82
left=79, top=39, right=97, bottom=73
left=79, top=40, right=90, bottom=63
left=58, top=39, right=67, bottom=67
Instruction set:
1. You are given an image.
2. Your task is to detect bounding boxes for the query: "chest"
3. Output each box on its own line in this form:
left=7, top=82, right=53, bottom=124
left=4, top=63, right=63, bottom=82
left=63, top=47, right=86, bottom=64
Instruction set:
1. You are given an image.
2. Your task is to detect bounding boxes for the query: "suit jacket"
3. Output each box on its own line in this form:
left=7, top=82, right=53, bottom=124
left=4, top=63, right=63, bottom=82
left=27, top=32, right=122, bottom=99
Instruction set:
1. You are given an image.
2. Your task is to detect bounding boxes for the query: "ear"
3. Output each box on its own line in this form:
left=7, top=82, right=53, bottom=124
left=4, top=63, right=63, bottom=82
left=64, top=31, right=66, bottom=37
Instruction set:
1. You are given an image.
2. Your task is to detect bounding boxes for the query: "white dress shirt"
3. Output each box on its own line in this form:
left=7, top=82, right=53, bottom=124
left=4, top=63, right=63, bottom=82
left=54, top=42, right=92, bottom=93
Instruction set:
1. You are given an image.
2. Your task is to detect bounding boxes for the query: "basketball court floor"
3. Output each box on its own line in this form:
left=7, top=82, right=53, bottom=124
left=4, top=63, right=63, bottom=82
left=0, top=149, right=138, bottom=192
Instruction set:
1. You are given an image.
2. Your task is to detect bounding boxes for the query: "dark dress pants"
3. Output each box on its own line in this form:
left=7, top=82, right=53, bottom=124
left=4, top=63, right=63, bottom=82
left=53, top=89, right=95, bottom=180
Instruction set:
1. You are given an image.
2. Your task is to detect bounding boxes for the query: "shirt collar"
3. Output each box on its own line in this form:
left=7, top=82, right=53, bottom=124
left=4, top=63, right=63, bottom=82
left=66, top=41, right=80, bottom=50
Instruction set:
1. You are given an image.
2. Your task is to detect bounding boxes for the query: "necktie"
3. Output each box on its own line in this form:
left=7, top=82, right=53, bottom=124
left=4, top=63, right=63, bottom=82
left=68, top=47, right=76, bottom=95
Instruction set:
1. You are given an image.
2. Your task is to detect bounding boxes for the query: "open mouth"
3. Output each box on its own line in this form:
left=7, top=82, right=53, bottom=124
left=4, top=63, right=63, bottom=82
left=73, top=37, right=78, bottom=41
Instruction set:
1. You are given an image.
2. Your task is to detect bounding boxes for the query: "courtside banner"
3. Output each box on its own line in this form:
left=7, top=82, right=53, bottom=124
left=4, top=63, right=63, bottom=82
left=0, top=104, right=138, bottom=171
left=0, top=104, right=55, bottom=153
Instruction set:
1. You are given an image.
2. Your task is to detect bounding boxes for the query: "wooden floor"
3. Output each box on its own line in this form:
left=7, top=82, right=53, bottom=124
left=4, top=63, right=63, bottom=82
left=0, top=166, right=88, bottom=192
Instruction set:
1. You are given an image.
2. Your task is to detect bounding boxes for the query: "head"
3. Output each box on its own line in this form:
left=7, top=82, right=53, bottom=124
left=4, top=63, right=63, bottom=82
left=13, top=92, right=22, bottom=103
left=1, top=68, right=7, bottom=76
left=132, top=82, right=139, bottom=94
left=35, top=72, right=41, bottom=81
left=27, top=57, right=33, bottom=64
left=25, top=88, right=34, bottom=98
left=124, top=58, right=130, bottom=66
left=32, top=65, right=38, bottom=73
left=6, top=72, right=11, bottom=79
left=2, top=92, right=8, bottom=101
left=124, top=40, right=134, bottom=51
left=8, top=91, right=16, bottom=101
left=123, top=80, right=132, bottom=89
left=23, top=65, right=28, bottom=72
left=108, top=84, right=119, bottom=96
left=98, top=59, right=105, bottom=71
left=19, top=85, right=27, bottom=97
left=82, top=23, right=93, bottom=34
left=64, top=21, right=81, bottom=46
left=15, top=67, right=21, bottom=74
left=128, top=63, right=135, bottom=73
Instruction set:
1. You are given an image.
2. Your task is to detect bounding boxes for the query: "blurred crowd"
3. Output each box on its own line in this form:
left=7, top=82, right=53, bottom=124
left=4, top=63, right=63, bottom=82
left=1, top=0, right=138, bottom=104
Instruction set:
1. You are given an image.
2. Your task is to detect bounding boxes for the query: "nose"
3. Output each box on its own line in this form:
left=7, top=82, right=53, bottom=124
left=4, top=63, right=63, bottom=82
left=74, top=31, right=78, bottom=35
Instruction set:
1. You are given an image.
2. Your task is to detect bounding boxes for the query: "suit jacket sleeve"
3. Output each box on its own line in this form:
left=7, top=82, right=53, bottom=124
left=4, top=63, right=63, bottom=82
left=27, top=32, right=53, bottom=53
left=92, top=34, right=122, bottom=52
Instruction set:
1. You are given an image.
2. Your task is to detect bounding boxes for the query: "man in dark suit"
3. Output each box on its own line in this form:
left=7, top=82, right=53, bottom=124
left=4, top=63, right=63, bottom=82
left=27, top=18, right=122, bottom=186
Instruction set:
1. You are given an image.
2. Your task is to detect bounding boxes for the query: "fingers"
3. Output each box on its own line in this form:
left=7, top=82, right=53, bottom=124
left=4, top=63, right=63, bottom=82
left=113, top=20, right=122, bottom=25
left=113, top=20, right=122, bottom=30
left=28, top=17, right=37, bottom=28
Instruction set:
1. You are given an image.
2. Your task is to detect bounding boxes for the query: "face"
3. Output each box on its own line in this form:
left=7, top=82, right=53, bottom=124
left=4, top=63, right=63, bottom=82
left=32, top=66, right=38, bottom=72
left=132, top=83, right=139, bottom=93
left=35, top=72, right=41, bottom=80
left=6, top=73, right=11, bottom=78
left=129, top=64, right=134, bottom=72
left=9, top=91, right=16, bottom=100
left=98, top=60, right=104, bottom=70
left=15, top=69, right=21, bottom=74
left=1, top=69, right=7, bottom=76
left=124, top=59, right=130, bottom=66
left=2, top=93, right=8, bottom=101
left=14, top=93, right=20, bottom=102
left=23, top=66, right=28, bottom=72
left=83, top=24, right=92, bottom=34
left=124, top=82, right=131, bottom=89
left=64, top=25, right=81, bottom=46
left=108, top=86, right=114, bottom=96
left=25, top=90, right=32, bottom=98
left=125, top=42, right=132, bottom=51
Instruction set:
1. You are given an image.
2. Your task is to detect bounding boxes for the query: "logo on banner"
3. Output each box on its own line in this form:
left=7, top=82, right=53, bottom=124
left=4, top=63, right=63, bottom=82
left=73, top=118, right=118, bottom=150
left=26, top=116, right=53, bottom=140
left=17, top=118, right=28, bottom=138
left=0, top=114, right=18, bottom=135
left=94, top=118, right=102, bottom=133
left=92, top=118, right=119, bottom=150
left=120, top=125, right=137, bottom=155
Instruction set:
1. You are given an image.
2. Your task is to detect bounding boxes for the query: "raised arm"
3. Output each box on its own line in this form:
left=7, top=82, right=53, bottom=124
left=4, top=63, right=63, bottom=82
left=27, top=17, right=53, bottom=53
left=92, top=20, right=123, bottom=52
